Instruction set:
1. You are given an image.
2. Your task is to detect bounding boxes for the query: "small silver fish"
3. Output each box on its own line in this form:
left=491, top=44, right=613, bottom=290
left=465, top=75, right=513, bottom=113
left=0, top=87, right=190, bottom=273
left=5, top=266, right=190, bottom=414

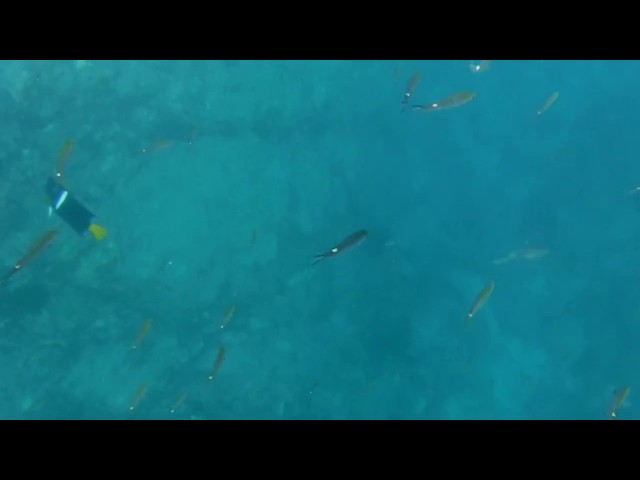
left=312, top=230, right=368, bottom=265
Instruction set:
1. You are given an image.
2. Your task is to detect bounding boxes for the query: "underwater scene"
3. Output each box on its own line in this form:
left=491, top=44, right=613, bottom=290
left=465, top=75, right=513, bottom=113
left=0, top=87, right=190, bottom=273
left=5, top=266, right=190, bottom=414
left=0, top=60, right=637, bottom=419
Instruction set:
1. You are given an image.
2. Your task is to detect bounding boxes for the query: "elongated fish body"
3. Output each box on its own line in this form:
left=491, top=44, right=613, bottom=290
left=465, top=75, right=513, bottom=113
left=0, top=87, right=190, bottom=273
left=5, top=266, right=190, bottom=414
left=312, top=230, right=368, bottom=265
left=609, top=386, right=630, bottom=419
left=413, top=92, right=476, bottom=112
left=537, top=91, right=559, bottom=116
left=493, top=248, right=549, bottom=265
left=401, top=71, right=421, bottom=112
left=1, top=229, right=59, bottom=284
left=466, top=280, right=495, bottom=324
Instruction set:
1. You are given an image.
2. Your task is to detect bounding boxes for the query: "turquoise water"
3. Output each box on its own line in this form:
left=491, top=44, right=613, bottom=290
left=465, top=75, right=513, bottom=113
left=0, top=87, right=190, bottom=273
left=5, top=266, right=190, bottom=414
left=0, top=60, right=638, bottom=419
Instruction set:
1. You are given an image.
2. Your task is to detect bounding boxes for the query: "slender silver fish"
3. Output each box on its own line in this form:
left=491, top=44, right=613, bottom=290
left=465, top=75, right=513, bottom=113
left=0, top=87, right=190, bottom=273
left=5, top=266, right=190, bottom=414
left=312, top=230, right=368, bottom=265
left=413, top=92, right=477, bottom=112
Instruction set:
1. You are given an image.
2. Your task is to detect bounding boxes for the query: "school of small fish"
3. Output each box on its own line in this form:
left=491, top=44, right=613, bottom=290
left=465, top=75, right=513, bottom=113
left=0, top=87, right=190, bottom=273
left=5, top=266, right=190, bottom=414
left=5, top=61, right=633, bottom=420
left=398, top=62, right=628, bottom=420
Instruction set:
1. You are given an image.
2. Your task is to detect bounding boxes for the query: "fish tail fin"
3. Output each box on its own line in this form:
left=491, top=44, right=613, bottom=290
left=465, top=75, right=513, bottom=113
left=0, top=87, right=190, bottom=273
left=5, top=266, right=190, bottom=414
left=89, top=223, right=107, bottom=241
left=311, top=254, right=326, bottom=266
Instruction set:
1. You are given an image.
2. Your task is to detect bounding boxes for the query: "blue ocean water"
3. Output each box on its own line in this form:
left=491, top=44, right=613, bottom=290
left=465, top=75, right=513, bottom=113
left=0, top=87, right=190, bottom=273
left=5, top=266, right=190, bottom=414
left=0, top=60, right=638, bottom=420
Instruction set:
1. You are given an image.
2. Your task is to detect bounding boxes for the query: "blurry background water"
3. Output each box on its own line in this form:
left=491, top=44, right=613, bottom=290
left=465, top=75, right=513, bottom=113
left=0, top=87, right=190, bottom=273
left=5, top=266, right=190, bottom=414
left=0, top=59, right=638, bottom=419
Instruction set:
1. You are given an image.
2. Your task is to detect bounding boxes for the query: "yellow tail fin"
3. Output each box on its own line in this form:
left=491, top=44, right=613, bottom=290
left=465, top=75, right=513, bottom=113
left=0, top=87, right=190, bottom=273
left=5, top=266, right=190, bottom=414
left=89, top=224, right=107, bottom=241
